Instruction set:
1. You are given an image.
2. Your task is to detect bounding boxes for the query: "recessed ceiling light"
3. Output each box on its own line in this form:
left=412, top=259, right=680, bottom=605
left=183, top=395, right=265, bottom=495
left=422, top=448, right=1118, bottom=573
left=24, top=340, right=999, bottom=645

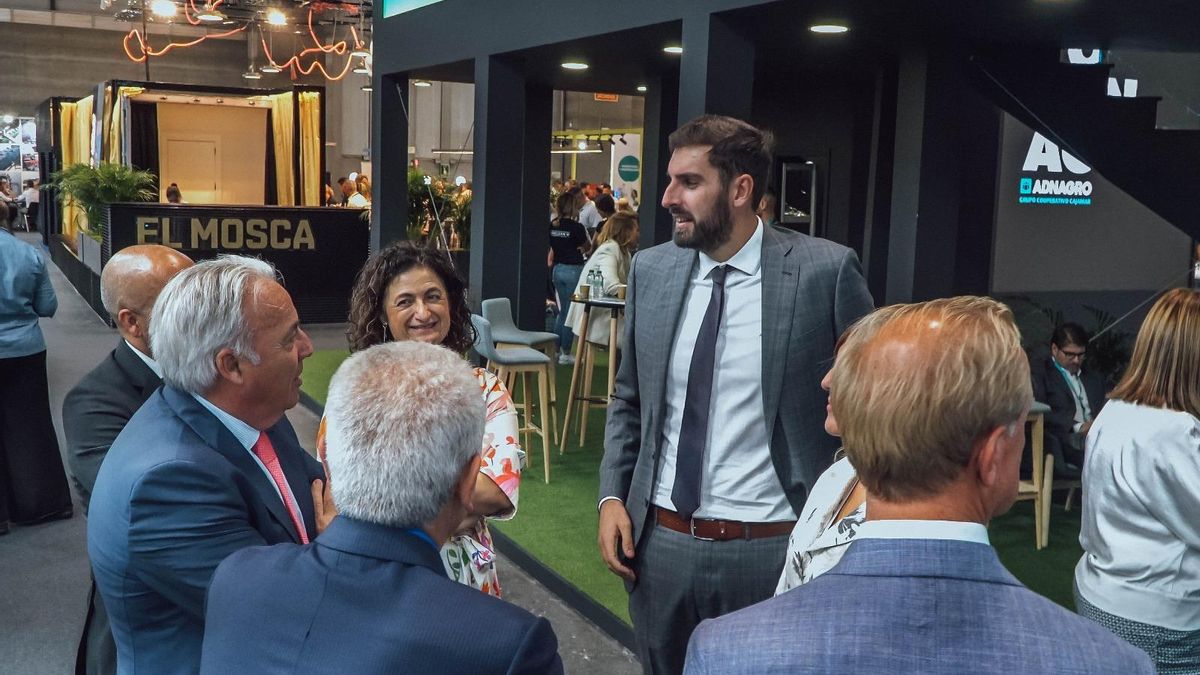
left=150, top=0, right=177, bottom=17
left=561, top=61, right=589, bottom=70
left=809, top=23, right=849, bottom=34
left=361, top=85, right=373, bottom=92
left=350, top=45, right=370, bottom=58
left=1, top=114, right=13, bottom=124
left=663, top=45, right=683, bottom=54
left=413, top=80, right=432, bottom=87
left=636, top=85, right=647, bottom=92
left=260, top=64, right=282, bottom=73
left=195, top=3, right=224, bottom=21
left=242, top=68, right=262, bottom=80
left=577, top=140, right=588, bottom=150
left=266, top=8, right=287, bottom=25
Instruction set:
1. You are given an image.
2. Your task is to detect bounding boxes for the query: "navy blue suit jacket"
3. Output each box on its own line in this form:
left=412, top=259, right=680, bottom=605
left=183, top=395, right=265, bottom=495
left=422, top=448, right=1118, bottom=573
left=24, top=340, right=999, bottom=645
left=88, top=385, right=323, bottom=675
left=200, top=516, right=564, bottom=674
left=685, top=538, right=1154, bottom=674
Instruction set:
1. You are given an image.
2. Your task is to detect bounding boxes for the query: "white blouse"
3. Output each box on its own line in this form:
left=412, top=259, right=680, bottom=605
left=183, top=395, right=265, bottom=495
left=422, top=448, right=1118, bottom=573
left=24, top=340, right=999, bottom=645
left=1075, top=399, right=1200, bottom=631
left=775, top=455, right=865, bottom=595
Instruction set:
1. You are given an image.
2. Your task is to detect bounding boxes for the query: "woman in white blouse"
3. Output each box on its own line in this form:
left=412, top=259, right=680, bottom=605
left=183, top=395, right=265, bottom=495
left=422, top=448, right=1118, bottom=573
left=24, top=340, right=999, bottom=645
left=1074, top=288, right=1200, bottom=673
left=566, top=211, right=638, bottom=345
left=775, top=307, right=901, bottom=594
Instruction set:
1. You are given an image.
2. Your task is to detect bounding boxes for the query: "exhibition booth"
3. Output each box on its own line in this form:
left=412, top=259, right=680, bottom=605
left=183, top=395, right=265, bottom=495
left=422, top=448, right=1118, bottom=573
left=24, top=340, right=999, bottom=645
left=37, top=80, right=367, bottom=323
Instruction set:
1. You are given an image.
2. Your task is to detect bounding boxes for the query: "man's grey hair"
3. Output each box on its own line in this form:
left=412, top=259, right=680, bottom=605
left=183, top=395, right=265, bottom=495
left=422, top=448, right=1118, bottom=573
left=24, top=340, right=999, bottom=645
left=150, top=255, right=276, bottom=393
left=323, top=341, right=483, bottom=527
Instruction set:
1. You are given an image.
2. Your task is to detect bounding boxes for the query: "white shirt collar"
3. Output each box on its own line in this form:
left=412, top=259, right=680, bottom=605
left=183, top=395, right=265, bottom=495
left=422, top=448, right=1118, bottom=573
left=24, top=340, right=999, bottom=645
left=697, top=217, right=764, bottom=279
left=124, top=340, right=163, bottom=379
left=857, top=519, right=990, bottom=545
left=190, top=393, right=261, bottom=451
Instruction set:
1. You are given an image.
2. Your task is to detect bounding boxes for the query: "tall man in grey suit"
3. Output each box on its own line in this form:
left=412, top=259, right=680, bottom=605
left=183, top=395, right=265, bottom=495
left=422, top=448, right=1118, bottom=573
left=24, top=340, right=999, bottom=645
left=64, top=245, right=193, bottom=675
left=684, top=297, right=1154, bottom=674
left=597, top=115, right=873, bottom=674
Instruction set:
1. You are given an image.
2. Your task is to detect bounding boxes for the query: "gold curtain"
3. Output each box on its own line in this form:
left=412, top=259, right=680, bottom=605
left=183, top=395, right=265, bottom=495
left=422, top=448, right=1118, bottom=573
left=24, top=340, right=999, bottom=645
left=57, top=95, right=94, bottom=244
left=268, top=92, right=295, bottom=206
left=106, top=86, right=144, bottom=164
left=297, top=91, right=321, bottom=207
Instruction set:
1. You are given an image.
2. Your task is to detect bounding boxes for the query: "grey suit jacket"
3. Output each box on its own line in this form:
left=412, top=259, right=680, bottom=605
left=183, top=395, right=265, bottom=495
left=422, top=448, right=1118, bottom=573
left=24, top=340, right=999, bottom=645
left=64, top=340, right=161, bottom=515
left=599, top=225, right=873, bottom=547
left=684, top=538, right=1155, bottom=674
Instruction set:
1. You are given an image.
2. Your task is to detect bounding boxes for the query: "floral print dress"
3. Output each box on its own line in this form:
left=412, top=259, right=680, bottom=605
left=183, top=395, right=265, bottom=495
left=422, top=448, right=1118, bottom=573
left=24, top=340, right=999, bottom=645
left=316, top=367, right=525, bottom=598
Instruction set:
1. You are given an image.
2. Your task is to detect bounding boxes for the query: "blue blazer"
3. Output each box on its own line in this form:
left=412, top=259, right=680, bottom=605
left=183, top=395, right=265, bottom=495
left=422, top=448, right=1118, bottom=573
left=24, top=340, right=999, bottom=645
left=685, top=538, right=1154, bottom=674
left=88, top=385, right=323, bottom=675
left=200, top=516, right=564, bottom=675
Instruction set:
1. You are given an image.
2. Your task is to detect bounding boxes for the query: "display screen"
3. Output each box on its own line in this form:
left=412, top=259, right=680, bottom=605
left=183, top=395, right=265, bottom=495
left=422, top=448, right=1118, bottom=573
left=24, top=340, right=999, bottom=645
left=382, top=0, right=444, bottom=18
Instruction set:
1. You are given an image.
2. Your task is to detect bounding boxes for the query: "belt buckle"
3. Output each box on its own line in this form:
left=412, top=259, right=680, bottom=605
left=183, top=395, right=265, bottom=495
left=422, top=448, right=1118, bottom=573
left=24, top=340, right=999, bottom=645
left=689, top=517, right=716, bottom=542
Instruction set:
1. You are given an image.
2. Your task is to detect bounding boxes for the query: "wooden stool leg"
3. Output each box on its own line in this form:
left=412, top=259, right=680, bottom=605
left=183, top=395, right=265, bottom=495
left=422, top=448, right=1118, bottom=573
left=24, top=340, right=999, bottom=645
left=520, top=372, right=533, bottom=452
left=538, top=368, right=551, bottom=483
left=1041, top=455, right=1055, bottom=549
left=580, top=343, right=595, bottom=447
left=1065, top=487, right=1077, bottom=512
left=559, top=343, right=586, bottom=452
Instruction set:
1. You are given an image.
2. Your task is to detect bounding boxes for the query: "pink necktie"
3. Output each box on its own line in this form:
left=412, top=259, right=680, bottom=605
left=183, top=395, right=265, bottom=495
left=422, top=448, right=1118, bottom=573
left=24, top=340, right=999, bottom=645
left=252, top=432, right=310, bottom=544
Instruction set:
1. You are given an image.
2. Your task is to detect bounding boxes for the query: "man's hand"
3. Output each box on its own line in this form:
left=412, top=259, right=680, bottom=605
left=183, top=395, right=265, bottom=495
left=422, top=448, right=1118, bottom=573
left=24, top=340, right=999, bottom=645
left=1080, top=419, right=1095, bottom=437
left=598, top=499, right=636, bottom=582
left=311, top=478, right=337, bottom=535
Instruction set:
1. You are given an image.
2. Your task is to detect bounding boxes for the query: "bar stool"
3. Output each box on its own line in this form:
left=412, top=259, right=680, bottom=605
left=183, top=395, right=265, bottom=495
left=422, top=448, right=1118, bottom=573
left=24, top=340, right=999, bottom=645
left=481, top=297, right=559, bottom=440
left=559, top=295, right=625, bottom=452
left=471, top=314, right=555, bottom=483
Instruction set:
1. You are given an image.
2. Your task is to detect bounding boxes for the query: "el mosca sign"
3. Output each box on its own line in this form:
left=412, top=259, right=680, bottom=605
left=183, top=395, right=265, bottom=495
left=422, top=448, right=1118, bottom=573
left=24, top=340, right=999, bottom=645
left=136, top=216, right=317, bottom=250
left=105, top=203, right=369, bottom=323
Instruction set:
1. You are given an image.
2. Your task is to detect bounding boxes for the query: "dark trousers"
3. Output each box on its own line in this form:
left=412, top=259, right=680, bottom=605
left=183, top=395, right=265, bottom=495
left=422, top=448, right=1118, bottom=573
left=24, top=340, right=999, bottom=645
left=0, top=350, right=73, bottom=524
left=76, top=578, right=117, bottom=675
left=629, top=519, right=789, bottom=675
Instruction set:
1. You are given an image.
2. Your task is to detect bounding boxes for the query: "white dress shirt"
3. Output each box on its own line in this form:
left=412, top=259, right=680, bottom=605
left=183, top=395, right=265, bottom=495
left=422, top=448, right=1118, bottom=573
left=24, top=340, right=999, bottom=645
left=190, top=393, right=301, bottom=510
left=124, top=340, right=163, bottom=379
left=1052, top=362, right=1092, bottom=432
left=652, top=220, right=794, bottom=522
left=1075, top=399, right=1200, bottom=631
left=579, top=200, right=602, bottom=232
left=856, top=519, right=990, bottom=545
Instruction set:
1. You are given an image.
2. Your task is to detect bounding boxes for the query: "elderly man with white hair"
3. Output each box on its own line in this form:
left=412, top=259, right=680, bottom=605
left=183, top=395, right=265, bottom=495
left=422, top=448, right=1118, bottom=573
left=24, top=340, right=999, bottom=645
left=87, top=254, right=332, bottom=675
left=200, top=341, right=564, bottom=674
left=684, top=296, right=1153, bottom=675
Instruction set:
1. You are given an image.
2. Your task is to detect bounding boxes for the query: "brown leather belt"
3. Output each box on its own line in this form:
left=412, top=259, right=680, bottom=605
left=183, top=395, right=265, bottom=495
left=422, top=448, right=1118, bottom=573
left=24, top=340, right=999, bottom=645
left=655, top=506, right=795, bottom=542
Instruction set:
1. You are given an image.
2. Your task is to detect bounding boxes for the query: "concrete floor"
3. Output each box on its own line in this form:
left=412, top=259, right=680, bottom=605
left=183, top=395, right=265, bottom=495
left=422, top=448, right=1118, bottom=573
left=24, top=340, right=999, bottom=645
left=0, top=233, right=637, bottom=674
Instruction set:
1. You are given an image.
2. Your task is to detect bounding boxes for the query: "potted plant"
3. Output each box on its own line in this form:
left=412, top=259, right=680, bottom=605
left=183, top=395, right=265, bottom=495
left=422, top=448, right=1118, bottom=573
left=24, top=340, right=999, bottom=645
left=52, top=162, right=157, bottom=271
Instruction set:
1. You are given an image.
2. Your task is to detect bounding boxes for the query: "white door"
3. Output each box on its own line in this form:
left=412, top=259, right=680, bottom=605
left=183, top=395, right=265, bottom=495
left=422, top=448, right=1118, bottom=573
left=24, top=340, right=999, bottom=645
left=161, top=136, right=220, bottom=204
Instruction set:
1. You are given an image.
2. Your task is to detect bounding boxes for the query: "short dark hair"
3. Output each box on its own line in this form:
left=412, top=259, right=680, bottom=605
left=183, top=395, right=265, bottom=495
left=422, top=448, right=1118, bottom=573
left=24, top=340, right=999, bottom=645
left=594, top=193, right=615, bottom=216
left=1051, top=322, right=1089, bottom=348
left=337, top=177, right=347, bottom=185
left=669, top=114, right=774, bottom=208
left=346, top=242, right=476, bottom=354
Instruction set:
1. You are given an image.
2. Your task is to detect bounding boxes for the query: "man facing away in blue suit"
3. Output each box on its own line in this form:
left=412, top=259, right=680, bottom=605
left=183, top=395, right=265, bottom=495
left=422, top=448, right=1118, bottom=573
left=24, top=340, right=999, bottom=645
left=201, top=341, right=563, bottom=674
left=88, top=255, right=334, bottom=675
left=684, top=297, right=1153, bottom=674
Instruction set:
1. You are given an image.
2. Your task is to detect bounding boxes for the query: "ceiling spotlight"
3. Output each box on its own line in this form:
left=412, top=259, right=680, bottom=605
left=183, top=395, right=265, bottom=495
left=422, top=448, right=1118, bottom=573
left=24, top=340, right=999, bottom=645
left=260, top=63, right=282, bottom=73
left=195, top=3, right=225, bottom=21
left=361, top=84, right=373, bottom=92
left=413, top=80, right=432, bottom=87
left=809, top=23, right=849, bottom=34
left=636, top=85, right=647, bottom=92
left=266, top=8, right=287, bottom=25
left=150, top=0, right=177, bottom=17
left=242, top=68, right=262, bottom=80
left=577, top=140, right=588, bottom=150
left=352, top=59, right=370, bottom=74
left=350, top=44, right=371, bottom=58
left=663, top=45, right=683, bottom=54
left=561, top=61, right=589, bottom=70
left=1, top=114, right=13, bottom=124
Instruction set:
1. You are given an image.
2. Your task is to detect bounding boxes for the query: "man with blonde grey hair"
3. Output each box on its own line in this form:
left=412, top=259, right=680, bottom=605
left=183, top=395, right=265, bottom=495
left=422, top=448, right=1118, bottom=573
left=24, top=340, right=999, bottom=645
left=200, top=342, right=563, bottom=674
left=684, top=297, right=1153, bottom=674
left=88, top=255, right=331, bottom=675
left=64, top=244, right=192, bottom=675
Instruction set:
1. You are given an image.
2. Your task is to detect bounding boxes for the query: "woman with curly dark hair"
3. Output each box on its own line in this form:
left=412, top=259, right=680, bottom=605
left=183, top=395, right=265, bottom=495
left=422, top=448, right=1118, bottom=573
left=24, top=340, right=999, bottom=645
left=321, top=241, right=525, bottom=597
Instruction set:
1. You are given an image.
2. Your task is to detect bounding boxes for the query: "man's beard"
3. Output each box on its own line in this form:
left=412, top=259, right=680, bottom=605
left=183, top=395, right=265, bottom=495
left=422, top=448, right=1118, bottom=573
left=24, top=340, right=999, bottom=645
left=671, top=192, right=734, bottom=252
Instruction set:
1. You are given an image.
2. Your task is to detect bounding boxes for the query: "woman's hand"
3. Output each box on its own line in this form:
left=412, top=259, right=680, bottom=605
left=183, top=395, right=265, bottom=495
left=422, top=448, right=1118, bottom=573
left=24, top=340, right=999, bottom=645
left=471, top=472, right=513, bottom=518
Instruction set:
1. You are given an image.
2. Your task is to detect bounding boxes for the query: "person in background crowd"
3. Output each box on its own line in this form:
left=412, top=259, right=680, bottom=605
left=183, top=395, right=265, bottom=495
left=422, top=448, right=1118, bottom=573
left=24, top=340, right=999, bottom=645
left=0, top=175, right=18, bottom=224
left=616, top=196, right=636, bottom=214
left=0, top=205, right=72, bottom=536
left=1033, top=322, right=1106, bottom=475
left=342, top=177, right=369, bottom=208
left=594, top=193, right=616, bottom=233
left=64, top=245, right=194, bottom=675
left=335, top=242, right=525, bottom=597
left=18, top=179, right=39, bottom=231
left=323, top=184, right=336, bottom=207
left=548, top=191, right=590, bottom=364
left=201, top=342, right=562, bottom=674
left=87, top=256, right=332, bottom=675
left=164, top=183, right=183, bottom=204
left=1075, top=288, right=1200, bottom=674
left=685, top=297, right=1153, bottom=675
left=567, top=211, right=638, bottom=345
left=355, top=174, right=372, bottom=203
left=601, top=182, right=613, bottom=195
left=336, top=177, right=349, bottom=205
left=598, top=114, right=873, bottom=674
left=756, top=189, right=778, bottom=227
left=579, top=182, right=604, bottom=236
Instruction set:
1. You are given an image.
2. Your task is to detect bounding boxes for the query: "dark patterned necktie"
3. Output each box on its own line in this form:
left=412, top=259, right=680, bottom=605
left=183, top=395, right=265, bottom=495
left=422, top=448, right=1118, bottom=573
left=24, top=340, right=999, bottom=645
left=671, top=265, right=728, bottom=521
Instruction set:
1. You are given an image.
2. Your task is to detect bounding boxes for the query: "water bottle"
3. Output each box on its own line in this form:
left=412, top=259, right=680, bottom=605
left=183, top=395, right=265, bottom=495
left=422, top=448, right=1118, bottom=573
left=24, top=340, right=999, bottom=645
left=585, top=269, right=596, bottom=298
left=594, top=269, right=605, bottom=297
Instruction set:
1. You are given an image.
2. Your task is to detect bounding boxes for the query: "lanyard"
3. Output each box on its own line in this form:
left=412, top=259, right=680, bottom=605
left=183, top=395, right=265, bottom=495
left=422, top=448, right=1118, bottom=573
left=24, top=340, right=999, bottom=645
left=1051, top=359, right=1091, bottom=421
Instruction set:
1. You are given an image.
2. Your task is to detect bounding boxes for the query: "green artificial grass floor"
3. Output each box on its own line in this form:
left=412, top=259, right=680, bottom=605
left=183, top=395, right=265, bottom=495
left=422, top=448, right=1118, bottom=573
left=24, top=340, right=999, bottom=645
left=300, top=348, right=1085, bottom=625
